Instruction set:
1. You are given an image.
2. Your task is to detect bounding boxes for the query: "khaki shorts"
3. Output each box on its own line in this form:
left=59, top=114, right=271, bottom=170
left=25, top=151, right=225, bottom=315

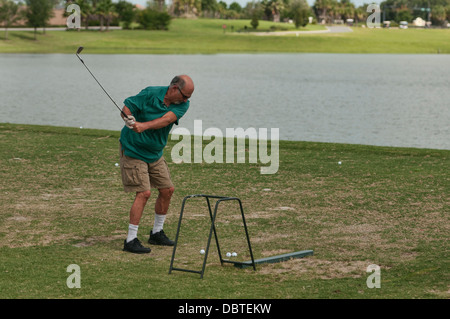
left=119, top=143, right=174, bottom=192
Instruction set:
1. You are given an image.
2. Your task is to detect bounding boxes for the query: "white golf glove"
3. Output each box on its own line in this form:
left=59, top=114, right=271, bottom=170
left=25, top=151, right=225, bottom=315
left=123, top=115, right=136, bottom=129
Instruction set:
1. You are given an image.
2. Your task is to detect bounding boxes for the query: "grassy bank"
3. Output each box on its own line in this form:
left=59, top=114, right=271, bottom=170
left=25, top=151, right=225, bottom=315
left=0, top=18, right=449, bottom=54
left=0, top=123, right=448, bottom=299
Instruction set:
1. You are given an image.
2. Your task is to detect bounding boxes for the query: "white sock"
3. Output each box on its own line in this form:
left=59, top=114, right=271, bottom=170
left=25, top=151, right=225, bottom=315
left=127, top=224, right=139, bottom=243
left=153, top=214, right=166, bottom=234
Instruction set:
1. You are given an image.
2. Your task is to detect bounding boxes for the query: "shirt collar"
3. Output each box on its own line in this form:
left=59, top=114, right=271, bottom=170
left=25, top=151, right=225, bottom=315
left=156, top=86, right=169, bottom=103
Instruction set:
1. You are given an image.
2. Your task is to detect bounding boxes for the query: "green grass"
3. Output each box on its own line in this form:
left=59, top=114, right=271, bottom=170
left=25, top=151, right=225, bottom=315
left=0, top=123, right=448, bottom=299
left=0, top=18, right=449, bottom=54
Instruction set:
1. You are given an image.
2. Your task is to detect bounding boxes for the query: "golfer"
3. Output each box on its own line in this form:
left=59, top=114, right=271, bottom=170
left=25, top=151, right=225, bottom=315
left=119, top=75, right=194, bottom=254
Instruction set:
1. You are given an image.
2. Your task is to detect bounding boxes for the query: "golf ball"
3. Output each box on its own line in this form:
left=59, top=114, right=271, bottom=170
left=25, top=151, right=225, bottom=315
left=231, top=252, right=237, bottom=257
left=226, top=252, right=231, bottom=257
left=338, top=161, right=342, bottom=165
left=115, top=163, right=119, bottom=167
left=200, top=249, right=205, bottom=255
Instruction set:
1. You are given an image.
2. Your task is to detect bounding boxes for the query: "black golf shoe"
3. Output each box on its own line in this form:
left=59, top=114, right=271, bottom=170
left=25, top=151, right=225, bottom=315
left=148, top=230, right=175, bottom=246
left=123, top=238, right=151, bottom=254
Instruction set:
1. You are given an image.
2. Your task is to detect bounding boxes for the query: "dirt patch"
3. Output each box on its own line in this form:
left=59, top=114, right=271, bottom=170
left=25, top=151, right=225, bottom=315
left=257, top=257, right=373, bottom=280
left=7, top=215, right=31, bottom=222
left=72, top=234, right=125, bottom=247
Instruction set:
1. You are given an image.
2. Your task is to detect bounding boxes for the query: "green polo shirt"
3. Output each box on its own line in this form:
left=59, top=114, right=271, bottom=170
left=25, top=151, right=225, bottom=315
left=119, top=86, right=190, bottom=163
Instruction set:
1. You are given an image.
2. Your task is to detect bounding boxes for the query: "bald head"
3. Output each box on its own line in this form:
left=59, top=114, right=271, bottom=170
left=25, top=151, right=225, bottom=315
left=170, top=75, right=194, bottom=95
left=165, top=75, right=194, bottom=105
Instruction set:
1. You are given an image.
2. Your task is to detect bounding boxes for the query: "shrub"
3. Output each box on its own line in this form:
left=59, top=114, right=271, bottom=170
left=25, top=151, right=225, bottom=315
left=251, top=14, right=259, bottom=29
left=137, top=8, right=171, bottom=30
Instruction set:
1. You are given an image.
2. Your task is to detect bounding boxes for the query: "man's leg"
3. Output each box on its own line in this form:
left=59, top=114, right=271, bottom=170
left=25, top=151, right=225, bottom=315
left=123, top=190, right=152, bottom=254
left=130, top=190, right=151, bottom=226
left=122, top=192, right=152, bottom=254
left=126, top=190, right=151, bottom=242
left=154, top=187, right=174, bottom=228
left=149, top=187, right=175, bottom=246
left=119, top=143, right=152, bottom=253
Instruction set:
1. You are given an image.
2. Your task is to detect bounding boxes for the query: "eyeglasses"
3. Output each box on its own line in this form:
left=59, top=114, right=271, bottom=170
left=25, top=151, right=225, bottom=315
left=177, top=86, right=190, bottom=100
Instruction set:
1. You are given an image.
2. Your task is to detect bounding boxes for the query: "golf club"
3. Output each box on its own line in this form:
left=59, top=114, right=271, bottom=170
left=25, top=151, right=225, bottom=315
left=75, top=46, right=129, bottom=119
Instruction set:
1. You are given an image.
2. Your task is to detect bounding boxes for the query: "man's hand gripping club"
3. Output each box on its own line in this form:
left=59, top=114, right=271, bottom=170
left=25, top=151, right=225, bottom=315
left=123, top=114, right=136, bottom=129
left=121, top=105, right=178, bottom=134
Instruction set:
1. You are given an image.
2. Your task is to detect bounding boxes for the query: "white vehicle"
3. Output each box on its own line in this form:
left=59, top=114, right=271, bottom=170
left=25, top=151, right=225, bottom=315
left=399, top=21, right=408, bottom=29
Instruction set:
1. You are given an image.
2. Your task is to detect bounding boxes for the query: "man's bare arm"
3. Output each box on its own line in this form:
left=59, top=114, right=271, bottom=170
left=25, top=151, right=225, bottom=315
left=121, top=106, right=133, bottom=119
left=132, top=111, right=177, bottom=133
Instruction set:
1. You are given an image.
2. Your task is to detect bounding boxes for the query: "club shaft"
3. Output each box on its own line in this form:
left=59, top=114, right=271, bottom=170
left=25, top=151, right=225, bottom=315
left=76, top=54, right=128, bottom=119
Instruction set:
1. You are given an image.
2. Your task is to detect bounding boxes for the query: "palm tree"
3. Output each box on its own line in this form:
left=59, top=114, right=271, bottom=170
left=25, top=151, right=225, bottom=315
left=340, top=0, right=355, bottom=21
left=96, top=0, right=116, bottom=31
left=201, top=0, right=218, bottom=17
left=172, top=0, right=201, bottom=17
left=270, top=0, right=285, bottom=22
left=314, top=0, right=336, bottom=24
left=74, top=0, right=94, bottom=30
left=354, top=5, right=366, bottom=25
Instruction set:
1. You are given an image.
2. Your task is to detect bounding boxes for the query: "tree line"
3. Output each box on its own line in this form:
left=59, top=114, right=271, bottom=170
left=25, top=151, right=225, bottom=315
left=1, top=0, right=449, bottom=40
left=173, top=0, right=449, bottom=26
left=0, top=0, right=58, bottom=39
left=313, top=0, right=449, bottom=26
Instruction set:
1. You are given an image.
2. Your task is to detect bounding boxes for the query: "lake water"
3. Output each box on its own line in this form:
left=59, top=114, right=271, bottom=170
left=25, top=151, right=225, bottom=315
left=1, top=53, right=449, bottom=150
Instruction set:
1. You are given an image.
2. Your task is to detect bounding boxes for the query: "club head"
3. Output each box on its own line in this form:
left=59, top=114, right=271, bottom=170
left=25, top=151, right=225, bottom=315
left=76, top=46, right=84, bottom=55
